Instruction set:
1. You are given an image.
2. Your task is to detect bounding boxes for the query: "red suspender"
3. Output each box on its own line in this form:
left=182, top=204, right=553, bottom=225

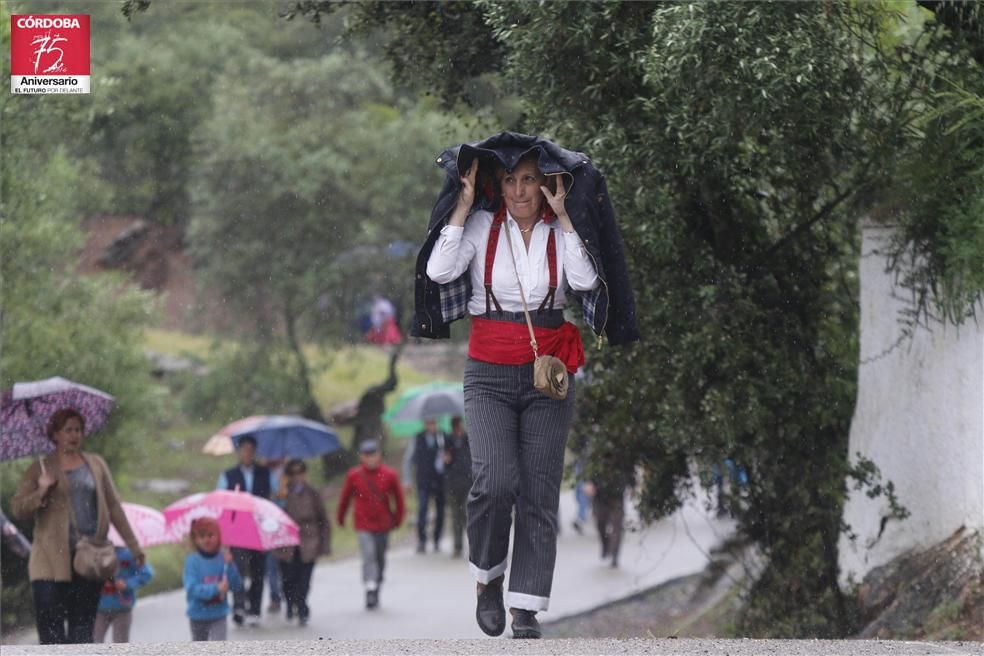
left=484, top=206, right=506, bottom=314
left=484, top=205, right=558, bottom=316
left=537, top=229, right=557, bottom=312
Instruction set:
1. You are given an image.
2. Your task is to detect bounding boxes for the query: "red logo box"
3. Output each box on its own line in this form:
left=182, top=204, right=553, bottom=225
left=10, top=15, right=90, bottom=94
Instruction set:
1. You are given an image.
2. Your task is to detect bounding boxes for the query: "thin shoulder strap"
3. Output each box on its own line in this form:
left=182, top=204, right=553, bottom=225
left=536, top=229, right=558, bottom=312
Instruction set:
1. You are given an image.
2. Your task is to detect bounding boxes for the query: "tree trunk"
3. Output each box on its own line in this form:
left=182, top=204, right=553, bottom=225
left=352, top=342, right=404, bottom=453
left=283, top=301, right=326, bottom=424
left=281, top=300, right=352, bottom=479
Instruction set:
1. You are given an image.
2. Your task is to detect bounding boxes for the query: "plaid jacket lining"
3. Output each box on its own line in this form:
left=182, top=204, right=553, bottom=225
left=437, top=276, right=606, bottom=334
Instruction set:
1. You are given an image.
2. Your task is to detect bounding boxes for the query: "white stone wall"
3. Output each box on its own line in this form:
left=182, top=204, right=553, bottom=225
left=838, top=223, right=984, bottom=586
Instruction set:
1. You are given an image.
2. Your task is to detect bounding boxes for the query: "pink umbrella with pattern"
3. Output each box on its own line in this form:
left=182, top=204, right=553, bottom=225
left=162, top=489, right=299, bottom=551
left=0, top=377, right=115, bottom=462
left=108, top=503, right=170, bottom=549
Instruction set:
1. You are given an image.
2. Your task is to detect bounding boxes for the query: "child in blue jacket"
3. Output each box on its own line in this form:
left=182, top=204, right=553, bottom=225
left=94, top=546, right=155, bottom=643
left=183, top=516, right=243, bottom=641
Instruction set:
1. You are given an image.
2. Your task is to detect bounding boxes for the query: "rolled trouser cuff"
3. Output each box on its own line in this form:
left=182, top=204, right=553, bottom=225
left=506, top=590, right=549, bottom=612
left=469, top=557, right=508, bottom=584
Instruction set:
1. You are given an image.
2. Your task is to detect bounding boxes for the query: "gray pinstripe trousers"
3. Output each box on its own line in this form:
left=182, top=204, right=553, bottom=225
left=464, top=357, right=576, bottom=612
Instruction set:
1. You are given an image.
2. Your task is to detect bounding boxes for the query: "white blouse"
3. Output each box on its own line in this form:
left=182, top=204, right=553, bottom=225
left=426, top=209, right=600, bottom=315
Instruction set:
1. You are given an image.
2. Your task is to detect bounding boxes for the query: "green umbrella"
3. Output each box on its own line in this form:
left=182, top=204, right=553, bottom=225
left=383, top=382, right=464, bottom=438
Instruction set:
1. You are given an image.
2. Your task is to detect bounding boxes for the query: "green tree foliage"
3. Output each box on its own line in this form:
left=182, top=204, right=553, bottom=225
left=888, top=1, right=984, bottom=325
left=182, top=344, right=310, bottom=422
left=23, top=0, right=350, bottom=226
left=337, top=0, right=982, bottom=636
left=285, top=2, right=503, bottom=105
left=492, top=3, right=901, bottom=635
left=188, top=46, right=472, bottom=419
left=112, top=1, right=476, bottom=424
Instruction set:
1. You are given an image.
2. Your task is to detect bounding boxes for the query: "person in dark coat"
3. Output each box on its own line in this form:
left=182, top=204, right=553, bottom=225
left=216, top=434, right=275, bottom=627
left=443, top=416, right=472, bottom=558
left=593, top=477, right=628, bottom=569
left=274, top=459, right=330, bottom=626
left=402, top=418, right=447, bottom=553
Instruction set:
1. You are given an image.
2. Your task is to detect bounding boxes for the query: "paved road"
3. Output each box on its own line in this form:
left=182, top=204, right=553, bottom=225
left=6, top=638, right=984, bottom=655
left=136, top=490, right=732, bottom=642
left=8, top=489, right=734, bottom=645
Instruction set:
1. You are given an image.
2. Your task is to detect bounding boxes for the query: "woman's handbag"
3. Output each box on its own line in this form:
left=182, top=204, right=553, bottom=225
left=502, top=223, right=569, bottom=400
left=533, top=351, right=569, bottom=400
left=72, top=535, right=119, bottom=580
left=67, top=485, right=119, bottom=580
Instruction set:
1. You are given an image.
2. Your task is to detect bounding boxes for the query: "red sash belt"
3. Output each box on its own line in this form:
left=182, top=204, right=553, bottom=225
left=469, top=316, right=585, bottom=374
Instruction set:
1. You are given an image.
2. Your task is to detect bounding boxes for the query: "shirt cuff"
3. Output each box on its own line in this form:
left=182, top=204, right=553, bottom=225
left=562, top=229, right=586, bottom=252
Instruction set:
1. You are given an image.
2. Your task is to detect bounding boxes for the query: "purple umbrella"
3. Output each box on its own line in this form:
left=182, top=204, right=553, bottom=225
left=0, top=377, right=115, bottom=461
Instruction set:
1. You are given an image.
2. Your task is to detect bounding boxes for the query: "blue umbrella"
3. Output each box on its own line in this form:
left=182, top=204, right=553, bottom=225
left=209, top=415, right=341, bottom=460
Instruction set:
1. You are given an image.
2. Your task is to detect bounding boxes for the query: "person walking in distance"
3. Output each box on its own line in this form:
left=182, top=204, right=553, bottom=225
left=261, top=458, right=286, bottom=616
left=593, top=477, right=628, bottom=568
left=274, top=459, right=330, bottom=626
left=183, top=517, right=243, bottom=641
left=443, top=416, right=472, bottom=558
left=93, top=546, right=154, bottom=643
left=402, top=418, right=447, bottom=553
left=215, top=435, right=276, bottom=627
left=337, top=440, right=405, bottom=610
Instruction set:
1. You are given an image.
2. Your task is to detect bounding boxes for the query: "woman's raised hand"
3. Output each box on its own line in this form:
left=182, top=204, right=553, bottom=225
left=457, top=159, right=479, bottom=211
left=37, top=459, right=57, bottom=495
left=541, top=174, right=575, bottom=232
left=449, top=160, right=479, bottom=228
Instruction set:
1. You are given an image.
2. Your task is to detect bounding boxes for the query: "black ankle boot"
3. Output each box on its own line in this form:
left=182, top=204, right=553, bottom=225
left=511, top=609, right=541, bottom=639
left=475, top=576, right=505, bottom=636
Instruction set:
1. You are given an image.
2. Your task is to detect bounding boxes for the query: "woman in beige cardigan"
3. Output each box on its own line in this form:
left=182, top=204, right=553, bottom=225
left=12, top=408, right=143, bottom=644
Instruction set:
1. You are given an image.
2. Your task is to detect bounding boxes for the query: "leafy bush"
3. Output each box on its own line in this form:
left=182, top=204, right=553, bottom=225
left=183, top=345, right=311, bottom=423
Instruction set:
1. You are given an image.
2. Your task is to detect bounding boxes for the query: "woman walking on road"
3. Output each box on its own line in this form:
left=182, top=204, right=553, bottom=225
left=12, top=408, right=144, bottom=644
left=416, top=133, right=638, bottom=638
left=274, top=458, right=331, bottom=626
